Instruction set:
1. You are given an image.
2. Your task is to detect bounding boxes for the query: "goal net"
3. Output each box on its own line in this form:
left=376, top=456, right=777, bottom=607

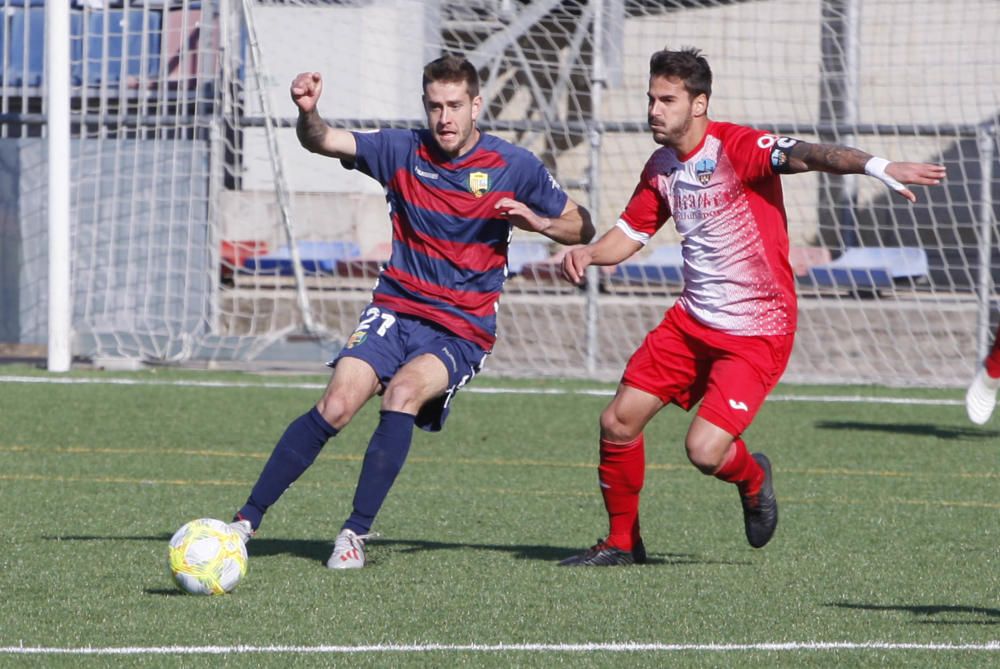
left=1, top=0, right=998, bottom=386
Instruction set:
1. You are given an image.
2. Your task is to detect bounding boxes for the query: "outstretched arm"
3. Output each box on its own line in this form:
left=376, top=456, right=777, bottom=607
left=495, top=197, right=596, bottom=245
left=784, top=141, right=946, bottom=203
left=291, top=72, right=357, bottom=160
left=561, top=226, right=644, bottom=285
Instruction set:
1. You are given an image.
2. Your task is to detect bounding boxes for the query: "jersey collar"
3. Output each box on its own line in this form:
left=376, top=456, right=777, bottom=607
left=676, top=120, right=714, bottom=162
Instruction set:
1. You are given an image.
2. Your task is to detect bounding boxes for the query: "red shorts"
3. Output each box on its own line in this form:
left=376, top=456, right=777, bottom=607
left=621, top=304, right=794, bottom=437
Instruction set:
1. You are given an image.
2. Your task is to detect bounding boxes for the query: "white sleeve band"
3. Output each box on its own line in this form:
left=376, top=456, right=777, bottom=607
left=864, top=156, right=905, bottom=192
left=615, top=218, right=651, bottom=245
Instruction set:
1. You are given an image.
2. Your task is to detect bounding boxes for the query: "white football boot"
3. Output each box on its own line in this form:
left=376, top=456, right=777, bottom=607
left=326, top=528, right=378, bottom=570
left=228, top=519, right=254, bottom=544
left=965, top=368, right=1000, bottom=425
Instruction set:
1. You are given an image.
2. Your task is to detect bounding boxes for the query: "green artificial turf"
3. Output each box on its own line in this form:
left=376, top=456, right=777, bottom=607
left=0, top=365, right=996, bottom=667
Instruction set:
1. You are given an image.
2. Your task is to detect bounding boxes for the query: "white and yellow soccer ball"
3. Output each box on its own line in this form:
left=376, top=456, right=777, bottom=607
left=167, top=518, right=247, bottom=595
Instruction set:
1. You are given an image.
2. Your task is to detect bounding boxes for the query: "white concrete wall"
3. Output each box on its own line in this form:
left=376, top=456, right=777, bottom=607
left=228, top=0, right=999, bottom=250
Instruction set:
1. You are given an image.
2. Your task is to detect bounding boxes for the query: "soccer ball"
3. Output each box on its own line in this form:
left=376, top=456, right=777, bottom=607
left=167, top=518, right=247, bottom=595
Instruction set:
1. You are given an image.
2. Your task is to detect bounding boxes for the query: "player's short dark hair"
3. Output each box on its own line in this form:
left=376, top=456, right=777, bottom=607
left=423, top=55, right=480, bottom=98
left=649, top=47, right=712, bottom=101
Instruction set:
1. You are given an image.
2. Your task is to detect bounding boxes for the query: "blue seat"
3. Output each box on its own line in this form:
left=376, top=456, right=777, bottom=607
left=245, top=241, right=363, bottom=275
left=507, top=240, right=550, bottom=274
left=608, top=244, right=685, bottom=287
left=800, top=247, right=929, bottom=291
left=5, top=6, right=45, bottom=87
left=85, top=8, right=161, bottom=87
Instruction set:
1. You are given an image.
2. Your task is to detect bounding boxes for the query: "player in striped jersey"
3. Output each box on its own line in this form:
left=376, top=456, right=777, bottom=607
left=228, top=55, right=594, bottom=569
left=559, top=47, right=945, bottom=566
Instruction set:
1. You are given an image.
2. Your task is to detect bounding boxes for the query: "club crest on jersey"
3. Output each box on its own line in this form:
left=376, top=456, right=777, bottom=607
left=468, top=171, right=490, bottom=197
left=695, top=159, right=716, bottom=186
left=346, top=330, right=367, bottom=349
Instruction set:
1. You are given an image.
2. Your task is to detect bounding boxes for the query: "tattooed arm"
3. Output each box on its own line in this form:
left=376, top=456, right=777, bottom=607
left=783, top=141, right=946, bottom=202
left=785, top=142, right=870, bottom=175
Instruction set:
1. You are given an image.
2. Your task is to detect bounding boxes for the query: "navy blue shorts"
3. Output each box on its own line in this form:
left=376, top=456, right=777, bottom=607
left=328, top=304, right=489, bottom=432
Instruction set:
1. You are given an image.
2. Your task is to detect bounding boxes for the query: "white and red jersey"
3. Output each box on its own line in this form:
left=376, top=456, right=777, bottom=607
left=618, top=121, right=797, bottom=336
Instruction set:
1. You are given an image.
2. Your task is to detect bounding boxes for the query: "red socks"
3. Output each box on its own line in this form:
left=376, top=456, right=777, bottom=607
left=714, top=438, right=763, bottom=497
left=986, top=331, right=1000, bottom=378
left=599, top=436, right=762, bottom=549
left=598, top=435, right=645, bottom=551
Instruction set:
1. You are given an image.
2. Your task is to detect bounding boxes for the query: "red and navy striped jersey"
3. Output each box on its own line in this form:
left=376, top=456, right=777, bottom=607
left=348, top=128, right=569, bottom=350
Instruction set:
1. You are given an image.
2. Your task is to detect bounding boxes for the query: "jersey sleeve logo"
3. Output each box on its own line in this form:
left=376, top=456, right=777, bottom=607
left=468, top=171, right=491, bottom=197
left=695, top=158, right=717, bottom=185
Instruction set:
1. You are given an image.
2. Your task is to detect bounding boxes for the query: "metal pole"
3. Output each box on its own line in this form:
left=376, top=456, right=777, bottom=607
left=976, top=124, right=996, bottom=361
left=206, top=0, right=230, bottom=336
left=584, top=0, right=605, bottom=376
left=841, top=0, right=860, bottom=242
left=46, top=0, right=72, bottom=371
left=241, top=0, right=318, bottom=334
left=818, top=0, right=860, bottom=249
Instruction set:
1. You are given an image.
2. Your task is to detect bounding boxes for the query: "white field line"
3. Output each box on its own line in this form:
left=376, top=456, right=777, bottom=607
left=0, top=375, right=964, bottom=406
left=1, top=641, right=998, bottom=655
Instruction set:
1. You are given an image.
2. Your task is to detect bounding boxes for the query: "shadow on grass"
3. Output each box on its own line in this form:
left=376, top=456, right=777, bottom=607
left=827, top=602, right=1000, bottom=626
left=814, top=420, right=1000, bottom=440
left=239, top=537, right=749, bottom=567
left=45, top=534, right=748, bottom=568
left=367, top=538, right=749, bottom=567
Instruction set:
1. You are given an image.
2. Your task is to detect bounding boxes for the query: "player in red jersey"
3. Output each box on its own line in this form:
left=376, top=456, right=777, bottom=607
left=225, top=55, right=594, bottom=569
left=559, top=47, right=945, bottom=566
left=966, top=331, right=1000, bottom=424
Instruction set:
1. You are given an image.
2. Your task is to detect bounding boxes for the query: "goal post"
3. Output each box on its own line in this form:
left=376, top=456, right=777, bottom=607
left=45, top=0, right=71, bottom=372
left=3, top=0, right=998, bottom=386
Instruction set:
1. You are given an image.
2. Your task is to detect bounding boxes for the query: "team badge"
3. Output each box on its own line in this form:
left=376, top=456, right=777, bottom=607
left=468, top=171, right=490, bottom=197
left=695, top=158, right=716, bottom=186
left=345, top=330, right=368, bottom=349
left=771, top=148, right=788, bottom=169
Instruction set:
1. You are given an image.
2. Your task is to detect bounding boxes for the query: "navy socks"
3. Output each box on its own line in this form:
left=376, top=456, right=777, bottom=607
left=237, top=407, right=338, bottom=529
left=343, top=410, right=416, bottom=535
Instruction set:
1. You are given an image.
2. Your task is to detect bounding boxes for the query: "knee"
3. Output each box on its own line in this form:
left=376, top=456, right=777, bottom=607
left=381, top=379, right=423, bottom=414
left=599, top=405, right=640, bottom=443
left=315, top=393, right=355, bottom=430
left=685, top=435, right=725, bottom=475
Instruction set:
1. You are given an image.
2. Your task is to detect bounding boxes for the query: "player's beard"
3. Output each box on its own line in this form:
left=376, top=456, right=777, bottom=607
left=435, top=124, right=475, bottom=158
left=650, top=115, right=693, bottom=149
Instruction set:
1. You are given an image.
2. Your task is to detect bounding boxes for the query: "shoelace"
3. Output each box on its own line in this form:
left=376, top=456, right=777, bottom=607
left=334, top=531, right=381, bottom=552
left=588, top=538, right=612, bottom=553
